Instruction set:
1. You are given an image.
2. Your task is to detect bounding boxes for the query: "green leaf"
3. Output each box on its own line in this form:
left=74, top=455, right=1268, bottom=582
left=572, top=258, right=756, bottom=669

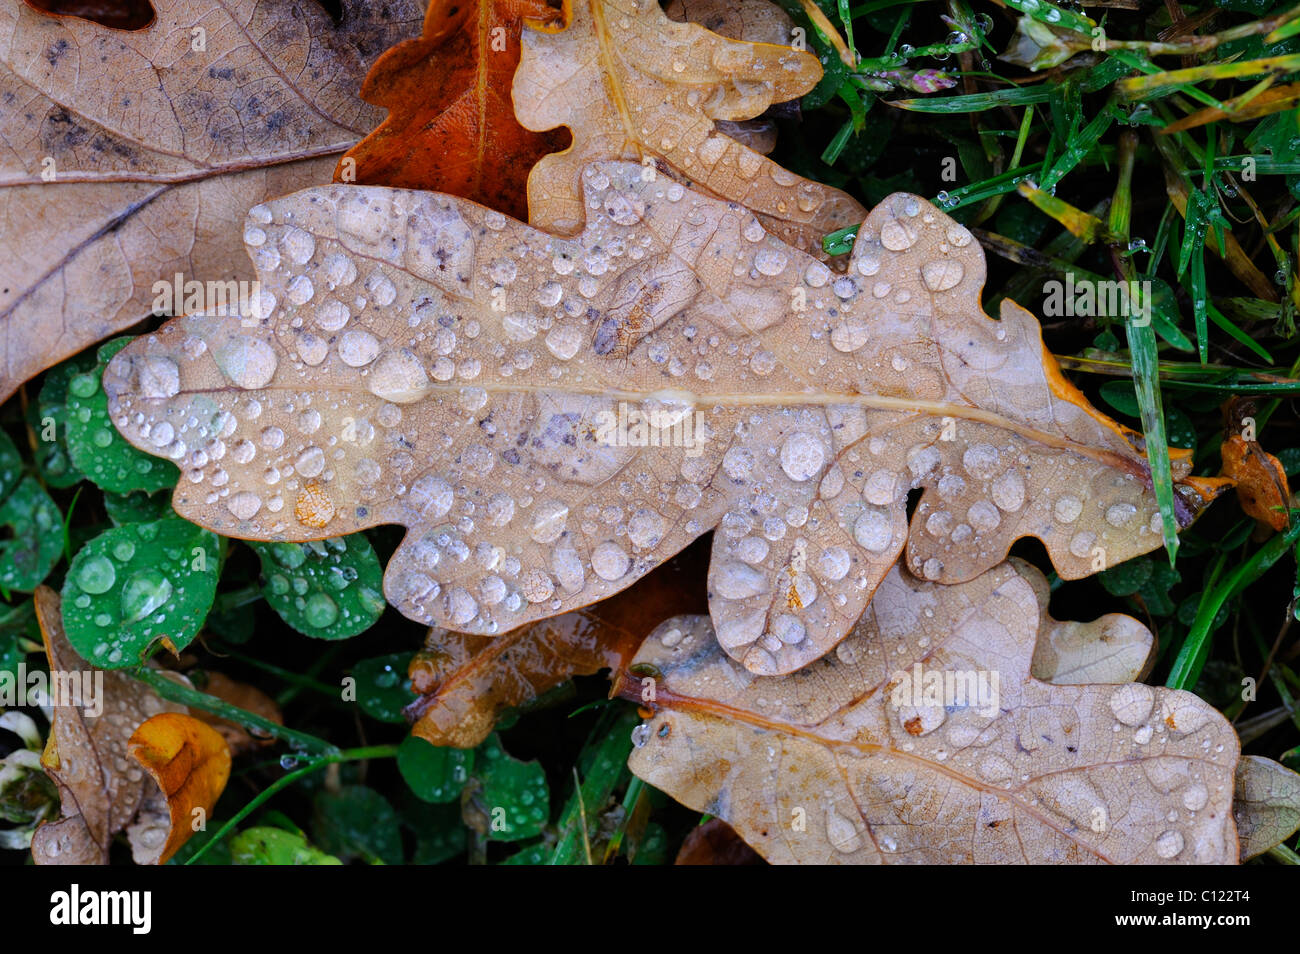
left=353, top=652, right=416, bottom=723
left=0, top=478, right=62, bottom=591
left=0, top=430, right=21, bottom=501
left=546, top=707, right=637, bottom=864
left=250, top=535, right=385, bottom=640
left=312, top=785, right=403, bottom=864
left=65, top=339, right=178, bottom=494
left=60, top=517, right=220, bottom=668
left=405, top=801, right=466, bottom=864
left=629, top=821, right=670, bottom=865
left=1099, top=556, right=1153, bottom=597
left=397, top=735, right=474, bottom=804
left=474, top=734, right=549, bottom=842
left=104, top=490, right=174, bottom=527
left=31, top=358, right=94, bottom=489
left=230, top=827, right=341, bottom=865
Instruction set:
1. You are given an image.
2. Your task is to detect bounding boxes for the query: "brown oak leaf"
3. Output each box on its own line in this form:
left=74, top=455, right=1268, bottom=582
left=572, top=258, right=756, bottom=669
left=1233, top=754, right=1300, bottom=860
left=512, top=0, right=865, bottom=253
left=335, top=0, right=567, bottom=220
left=622, top=561, right=1242, bottom=864
left=102, top=163, right=1226, bottom=675
left=406, top=538, right=708, bottom=747
left=0, top=0, right=427, bottom=403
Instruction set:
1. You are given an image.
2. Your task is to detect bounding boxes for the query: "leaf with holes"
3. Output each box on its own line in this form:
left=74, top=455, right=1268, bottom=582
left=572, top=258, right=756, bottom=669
left=621, top=561, right=1241, bottom=864
left=0, top=0, right=427, bottom=403
left=513, top=0, right=864, bottom=254
left=102, top=162, right=1228, bottom=676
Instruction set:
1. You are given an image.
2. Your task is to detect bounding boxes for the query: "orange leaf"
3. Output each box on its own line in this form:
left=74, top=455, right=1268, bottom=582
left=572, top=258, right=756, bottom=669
left=337, top=0, right=568, bottom=220
left=1220, top=399, right=1292, bottom=533
left=127, top=712, right=231, bottom=865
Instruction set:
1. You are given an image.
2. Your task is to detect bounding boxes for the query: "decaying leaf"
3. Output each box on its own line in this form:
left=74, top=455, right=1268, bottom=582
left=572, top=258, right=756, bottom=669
left=407, top=539, right=708, bottom=747
left=0, top=0, right=427, bottom=403
left=29, top=585, right=190, bottom=864
left=1220, top=399, right=1291, bottom=533
left=675, top=816, right=764, bottom=864
left=103, top=162, right=1227, bottom=676
left=191, top=670, right=283, bottom=756
left=21, top=0, right=155, bottom=32
left=1015, top=557, right=1155, bottom=685
left=1233, top=754, right=1300, bottom=860
left=512, top=0, right=865, bottom=253
left=126, top=711, right=231, bottom=864
left=622, top=562, right=1242, bottom=864
left=336, top=0, right=566, bottom=219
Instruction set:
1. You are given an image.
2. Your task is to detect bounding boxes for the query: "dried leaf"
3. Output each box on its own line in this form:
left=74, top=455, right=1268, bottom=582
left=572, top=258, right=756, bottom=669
left=623, top=562, right=1241, bottom=864
left=21, top=0, right=155, bottom=32
left=1233, top=754, right=1300, bottom=860
left=1014, top=557, right=1155, bottom=685
left=103, top=163, right=1227, bottom=676
left=665, top=0, right=796, bottom=47
left=407, top=540, right=708, bottom=747
left=512, top=0, right=864, bottom=253
left=191, top=671, right=283, bottom=756
left=337, top=0, right=566, bottom=219
left=675, top=817, right=764, bottom=864
left=0, top=0, right=427, bottom=402
left=1220, top=400, right=1291, bottom=532
left=126, top=711, right=232, bottom=864
left=29, top=586, right=188, bottom=864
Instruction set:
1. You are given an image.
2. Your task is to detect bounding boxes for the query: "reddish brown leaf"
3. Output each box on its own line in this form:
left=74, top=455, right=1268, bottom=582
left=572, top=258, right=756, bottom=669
left=191, top=671, right=283, bottom=756
left=675, top=817, right=764, bottom=865
left=336, top=0, right=568, bottom=220
left=21, top=0, right=154, bottom=31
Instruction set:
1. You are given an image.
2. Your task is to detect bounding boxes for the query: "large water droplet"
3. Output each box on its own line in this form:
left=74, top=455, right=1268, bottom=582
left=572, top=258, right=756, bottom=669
left=121, top=568, right=173, bottom=622
left=76, top=555, right=117, bottom=594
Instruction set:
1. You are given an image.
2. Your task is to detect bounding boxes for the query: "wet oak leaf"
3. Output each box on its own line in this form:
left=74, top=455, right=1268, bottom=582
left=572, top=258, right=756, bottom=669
left=407, top=541, right=708, bottom=747
left=103, top=163, right=1225, bottom=676
left=29, top=586, right=189, bottom=865
left=336, top=0, right=567, bottom=220
left=623, top=562, right=1241, bottom=864
left=126, top=711, right=232, bottom=864
left=1233, top=754, right=1300, bottom=860
left=1014, top=557, right=1155, bottom=685
left=512, top=0, right=865, bottom=254
left=0, top=0, right=428, bottom=403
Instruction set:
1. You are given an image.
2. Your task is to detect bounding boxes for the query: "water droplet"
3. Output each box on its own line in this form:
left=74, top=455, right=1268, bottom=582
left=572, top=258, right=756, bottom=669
left=121, top=568, right=173, bottom=623
left=76, top=555, right=117, bottom=594
left=303, top=592, right=339, bottom=628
